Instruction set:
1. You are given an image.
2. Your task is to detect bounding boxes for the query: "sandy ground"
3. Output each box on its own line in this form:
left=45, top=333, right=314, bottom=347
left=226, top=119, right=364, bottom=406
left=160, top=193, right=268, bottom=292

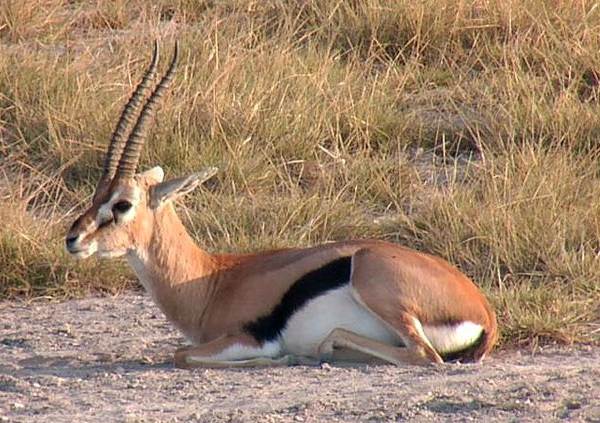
left=0, top=293, right=598, bottom=422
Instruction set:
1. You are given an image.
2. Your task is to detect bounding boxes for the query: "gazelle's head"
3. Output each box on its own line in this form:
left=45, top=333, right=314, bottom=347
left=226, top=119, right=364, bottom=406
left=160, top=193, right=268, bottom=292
left=65, top=41, right=216, bottom=259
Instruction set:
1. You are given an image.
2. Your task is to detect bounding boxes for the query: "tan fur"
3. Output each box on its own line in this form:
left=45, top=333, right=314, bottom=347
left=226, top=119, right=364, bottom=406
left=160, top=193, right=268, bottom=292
left=66, top=43, right=497, bottom=366
left=67, top=172, right=497, bottom=366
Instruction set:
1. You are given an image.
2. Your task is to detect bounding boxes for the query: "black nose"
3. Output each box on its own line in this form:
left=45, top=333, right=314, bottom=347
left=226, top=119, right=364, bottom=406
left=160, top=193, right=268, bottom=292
left=65, top=235, right=78, bottom=249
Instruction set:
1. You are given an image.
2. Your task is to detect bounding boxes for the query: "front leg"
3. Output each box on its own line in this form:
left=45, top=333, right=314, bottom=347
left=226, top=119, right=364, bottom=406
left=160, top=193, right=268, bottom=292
left=174, top=334, right=318, bottom=369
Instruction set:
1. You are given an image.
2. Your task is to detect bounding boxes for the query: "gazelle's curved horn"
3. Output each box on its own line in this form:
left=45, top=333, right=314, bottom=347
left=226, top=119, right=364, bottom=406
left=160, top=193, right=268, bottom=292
left=97, top=41, right=159, bottom=191
left=116, top=41, right=179, bottom=180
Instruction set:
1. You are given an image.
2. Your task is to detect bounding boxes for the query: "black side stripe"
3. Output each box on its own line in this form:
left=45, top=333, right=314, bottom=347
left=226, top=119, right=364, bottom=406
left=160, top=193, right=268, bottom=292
left=243, top=256, right=352, bottom=343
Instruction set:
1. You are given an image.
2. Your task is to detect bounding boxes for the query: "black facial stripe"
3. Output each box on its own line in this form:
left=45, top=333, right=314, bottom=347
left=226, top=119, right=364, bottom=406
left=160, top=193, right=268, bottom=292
left=69, top=216, right=83, bottom=232
left=98, top=217, right=114, bottom=229
left=243, top=256, right=352, bottom=343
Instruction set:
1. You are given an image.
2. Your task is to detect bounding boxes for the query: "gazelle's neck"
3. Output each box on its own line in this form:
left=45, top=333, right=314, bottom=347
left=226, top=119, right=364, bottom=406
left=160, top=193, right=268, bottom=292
left=126, top=204, right=217, bottom=340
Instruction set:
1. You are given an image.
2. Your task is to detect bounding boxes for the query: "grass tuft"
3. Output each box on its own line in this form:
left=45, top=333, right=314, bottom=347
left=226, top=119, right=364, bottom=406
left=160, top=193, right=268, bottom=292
left=0, top=0, right=598, bottom=346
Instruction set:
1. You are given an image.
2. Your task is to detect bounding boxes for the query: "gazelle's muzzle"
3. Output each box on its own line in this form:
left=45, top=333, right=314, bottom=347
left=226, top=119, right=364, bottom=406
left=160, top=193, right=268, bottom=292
left=64, top=232, right=97, bottom=259
left=65, top=212, right=98, bottom=258
left=65, top=233, right=79, bottom=253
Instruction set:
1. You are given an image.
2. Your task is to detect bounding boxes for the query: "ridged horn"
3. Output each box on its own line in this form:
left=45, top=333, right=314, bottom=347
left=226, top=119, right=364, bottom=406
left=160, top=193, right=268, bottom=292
left=116, top=41, right=179, bottom=180
left=97, top=41, right=160, bottom=191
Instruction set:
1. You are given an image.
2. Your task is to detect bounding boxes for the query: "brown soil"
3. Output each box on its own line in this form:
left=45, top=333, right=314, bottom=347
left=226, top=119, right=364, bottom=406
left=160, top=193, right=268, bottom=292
left=1, top=293, right=598, bottom=422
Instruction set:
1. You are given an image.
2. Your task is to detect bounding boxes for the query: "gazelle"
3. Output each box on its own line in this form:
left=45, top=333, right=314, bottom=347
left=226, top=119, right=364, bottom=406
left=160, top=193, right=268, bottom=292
left=65, top=41, right=497, bottom=368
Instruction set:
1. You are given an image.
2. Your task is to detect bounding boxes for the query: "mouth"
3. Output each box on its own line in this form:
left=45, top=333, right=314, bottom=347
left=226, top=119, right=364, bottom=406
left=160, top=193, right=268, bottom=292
left=66, top=245, right=123, bottom=260
left=65, top=242, right=97, bottom=259
left=96, top=249, right=126, bottom=259
left=68, top=249, right=94, bottom=259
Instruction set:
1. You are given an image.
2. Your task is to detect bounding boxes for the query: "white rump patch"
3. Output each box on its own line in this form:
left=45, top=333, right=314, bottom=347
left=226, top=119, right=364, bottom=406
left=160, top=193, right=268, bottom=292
left=423, top=321, right=484, bottom=354
left=208, top=341, right=282, bottom=361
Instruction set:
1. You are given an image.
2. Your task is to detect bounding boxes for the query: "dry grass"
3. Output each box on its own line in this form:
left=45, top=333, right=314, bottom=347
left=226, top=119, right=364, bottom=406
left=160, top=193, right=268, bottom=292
left=1, top=0, right=598, bottom=346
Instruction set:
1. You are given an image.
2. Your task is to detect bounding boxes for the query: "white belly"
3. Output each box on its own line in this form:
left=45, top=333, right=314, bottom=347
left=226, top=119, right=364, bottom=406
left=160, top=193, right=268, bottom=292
left=281, top=285, right=402, bottom=356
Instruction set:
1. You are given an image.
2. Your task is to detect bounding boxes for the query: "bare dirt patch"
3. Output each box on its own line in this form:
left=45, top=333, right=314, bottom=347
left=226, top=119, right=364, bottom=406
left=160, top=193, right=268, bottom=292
left=1, top=293, right=598, bottom=422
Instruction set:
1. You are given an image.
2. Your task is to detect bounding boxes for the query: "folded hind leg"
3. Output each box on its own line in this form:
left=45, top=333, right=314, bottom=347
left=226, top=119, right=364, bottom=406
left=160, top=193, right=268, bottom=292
left=374, top=310, right=444, bottom=364
left=317, top=328, right=432, bottom=366
left=348, top=291, right=443, bottom=365
left=349, top=249, right=444, bottom=365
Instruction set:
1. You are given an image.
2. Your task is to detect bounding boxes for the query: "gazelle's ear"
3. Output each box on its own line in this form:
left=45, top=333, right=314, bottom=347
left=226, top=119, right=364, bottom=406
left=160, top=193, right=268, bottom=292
left=150, top=167, right=217, bottom=209
left=137, top=166, right=165, bottom=185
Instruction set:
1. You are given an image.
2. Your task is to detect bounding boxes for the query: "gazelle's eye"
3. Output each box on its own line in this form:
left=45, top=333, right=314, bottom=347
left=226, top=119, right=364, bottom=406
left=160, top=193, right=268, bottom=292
left=113, top=200, right=132, bottom=214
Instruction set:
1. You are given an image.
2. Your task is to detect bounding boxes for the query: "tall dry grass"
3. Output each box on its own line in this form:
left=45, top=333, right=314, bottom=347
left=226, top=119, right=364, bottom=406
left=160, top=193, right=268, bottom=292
left=1, top=0, right=598, bottom=346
